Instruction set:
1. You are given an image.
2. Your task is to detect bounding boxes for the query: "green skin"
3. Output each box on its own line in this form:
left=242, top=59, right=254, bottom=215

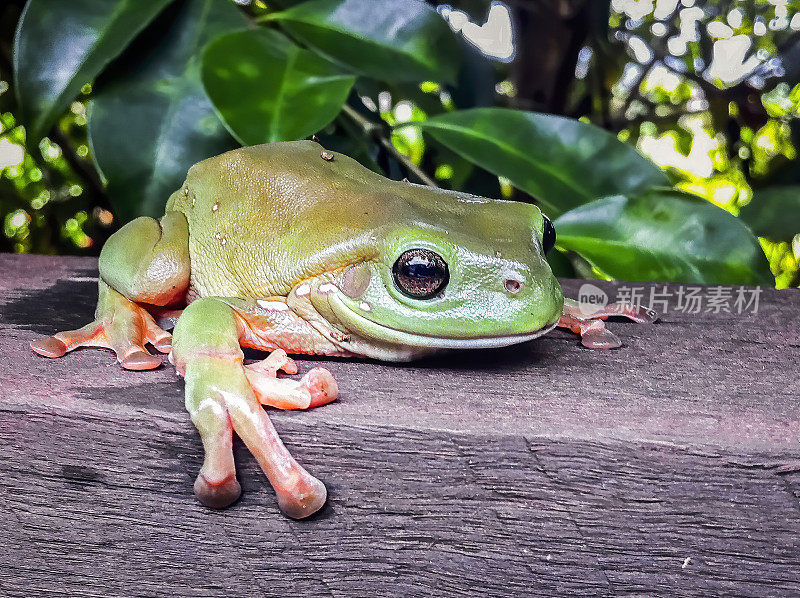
left=31, top=141, right=654, bottom=518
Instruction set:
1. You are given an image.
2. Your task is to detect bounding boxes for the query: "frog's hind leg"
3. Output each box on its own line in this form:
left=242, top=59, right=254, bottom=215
left=173, top=297, right=329, bottom=518
left=558, top=298, right=658, bottom=349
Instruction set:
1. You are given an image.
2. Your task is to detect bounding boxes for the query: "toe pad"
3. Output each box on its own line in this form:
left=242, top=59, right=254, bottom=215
left=276, top=476, right=327, bottom=519
left=121, top=350, right=163, bottom=370
left=30, top=337, right=67, bottom=358
left=194, top=473, right=242, bottom=509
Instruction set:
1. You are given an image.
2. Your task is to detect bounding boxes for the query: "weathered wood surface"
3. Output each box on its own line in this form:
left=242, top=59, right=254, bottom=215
left=0, top=253, right=798, bottom=597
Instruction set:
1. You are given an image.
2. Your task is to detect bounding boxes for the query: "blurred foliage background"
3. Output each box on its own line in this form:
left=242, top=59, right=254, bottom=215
left=2, top=0, right=799, bottom=287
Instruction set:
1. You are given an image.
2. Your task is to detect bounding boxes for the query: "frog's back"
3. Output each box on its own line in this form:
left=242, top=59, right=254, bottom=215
left=166, top=141, right=394, bottom=299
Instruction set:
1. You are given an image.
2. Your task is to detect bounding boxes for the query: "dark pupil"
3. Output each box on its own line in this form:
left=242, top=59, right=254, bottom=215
left=392, top=249, right=448, bottom=299
left=406, top=256, right=439, bottom=278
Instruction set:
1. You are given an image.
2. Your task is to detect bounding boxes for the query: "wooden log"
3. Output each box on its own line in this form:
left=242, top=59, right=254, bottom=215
left=0, top=254, right=798, bottom=597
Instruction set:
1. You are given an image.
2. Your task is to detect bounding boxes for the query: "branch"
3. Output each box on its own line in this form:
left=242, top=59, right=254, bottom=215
left=616, top=59, right=656, bottom=122
left=340, top=104, right=439, bottom=188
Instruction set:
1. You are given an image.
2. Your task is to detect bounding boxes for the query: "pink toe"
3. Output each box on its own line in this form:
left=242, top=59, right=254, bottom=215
left=121, top=350, right=163, bottom=370
left=582, top=328, right=621, bottom=349
left=30, top=337, right=67, bottom=358
left=303, top=367, right=339, bottom=408
left=153, top=338, right=173, bottom=353
left=276, top=476, right=327, bottom=519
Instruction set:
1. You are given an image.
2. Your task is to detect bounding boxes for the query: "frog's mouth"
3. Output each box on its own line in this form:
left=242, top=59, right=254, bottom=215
left=325, top=293, right=558, bottom=350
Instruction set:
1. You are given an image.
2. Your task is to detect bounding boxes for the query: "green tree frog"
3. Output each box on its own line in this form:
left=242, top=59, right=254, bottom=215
left=31, top=141, right=655, bottom=519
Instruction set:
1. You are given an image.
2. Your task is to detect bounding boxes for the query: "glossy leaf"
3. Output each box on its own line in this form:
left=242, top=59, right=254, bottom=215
left=739, top=186, right=800, bottom=241
left=267, top=0, right=460, bottom=84
left=201, top=29, right=355, bottom=145
left=14, top=0, right=174, bottom=143
left=546, top=248, right=577, bottom=278
left=553, top=190, right=773, bottom=285
left=413, top=108, right=670, bottom=217
left=88, top=0, right=247, bottom=221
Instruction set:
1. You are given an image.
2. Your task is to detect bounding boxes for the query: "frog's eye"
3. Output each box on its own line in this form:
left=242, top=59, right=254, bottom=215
left=542, top=215, right=556, bottom=254
left=392, top=249, right=449, bottom=299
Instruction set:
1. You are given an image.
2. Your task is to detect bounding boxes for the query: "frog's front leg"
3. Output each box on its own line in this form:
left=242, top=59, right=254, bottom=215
left=172, top=297, right=336, bottom=518
left=31, top=213, right=190, bottom=369
left=557, top=297, right=658, bottom=349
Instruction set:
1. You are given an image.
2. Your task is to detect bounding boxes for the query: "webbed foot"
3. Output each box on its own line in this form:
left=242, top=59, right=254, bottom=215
left=558, top=297, right=658, bottom=349
left=31, top=281, right=171, bottom=369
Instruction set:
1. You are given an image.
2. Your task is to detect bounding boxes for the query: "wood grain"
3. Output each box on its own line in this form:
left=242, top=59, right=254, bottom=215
left=0, top=254, right=798, bottom=597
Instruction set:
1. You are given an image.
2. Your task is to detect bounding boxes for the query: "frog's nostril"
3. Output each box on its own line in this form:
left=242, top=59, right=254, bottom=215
left=504, top=279, right=522, bottom=294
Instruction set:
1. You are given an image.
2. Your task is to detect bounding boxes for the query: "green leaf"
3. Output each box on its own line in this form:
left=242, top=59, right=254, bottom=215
left=87, top=0, right=247, bottom=222
left=739, top=186, right=800, bottom=241
left=413, top=108, right=670, bottom=217
left=546, top=248, right=577, bottom=278
left=553, top=190, right=773, bottom=285
left=267, top=0, right=459, bottom=84
left=201, top=29, right=355, bottom=145
left=14, top=0, right=174, bottom=143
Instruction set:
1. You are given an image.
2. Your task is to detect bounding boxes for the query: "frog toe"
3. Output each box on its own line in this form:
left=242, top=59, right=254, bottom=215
left=30, top=336, right=68, bottom=358
left=194, top=471, right=242, bottom=509
left=152, top=336, right=173, bottom=354
left=31, top=321, right=105, bottom=359
left=275, top=475, right=327, bottom=519
left=303, top=367, right=339, bottom=408
left=579, top=321, right=621, bottom=349
left=120, top=349, right=163, bottom=371
left=583, top=301, right=659, bottom=324
left=143, top=315, right=173, bottom=354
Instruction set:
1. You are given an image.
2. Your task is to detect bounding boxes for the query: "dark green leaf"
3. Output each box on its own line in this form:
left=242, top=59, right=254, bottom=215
left=546, top=248, right=577, bottom=278
left=14, top=0, right=174, bottom=143
left=553, top=190, right=773, bottom=285
left=88, top=0, right=247, bottom=221
left=201, top=29, right=355, bottom=145
left=739, top=186, right=800, bottom=241
left=413, top=108, right=670, bottom=217
left=267, top=0, right=460, bottom=84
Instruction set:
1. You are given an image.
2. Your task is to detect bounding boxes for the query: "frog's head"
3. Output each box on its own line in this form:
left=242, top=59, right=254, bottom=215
left=306, top=185, right=564, bottom=361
